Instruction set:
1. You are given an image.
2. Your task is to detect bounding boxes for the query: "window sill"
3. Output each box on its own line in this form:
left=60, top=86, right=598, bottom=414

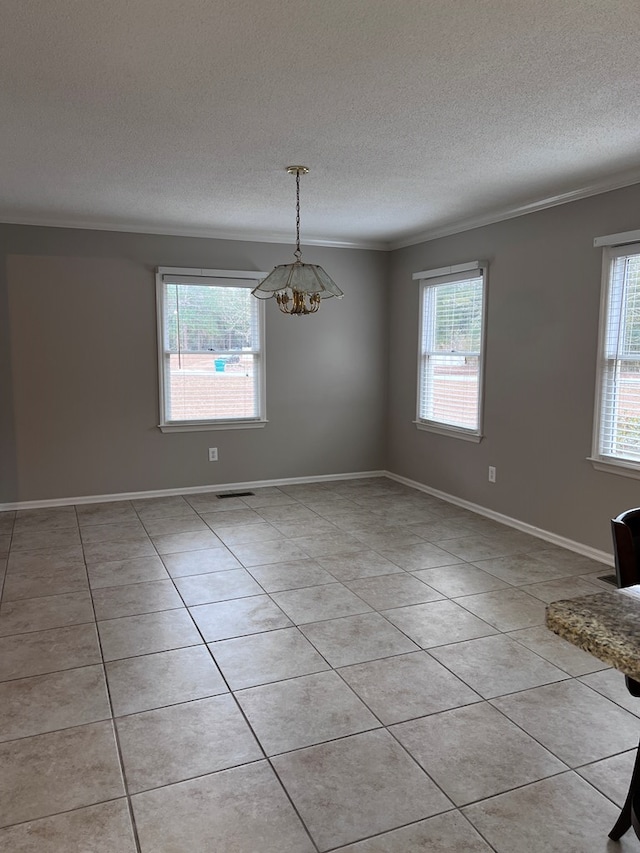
left=159, top=420, right=268, bottom=433
left=588, top=456, right=640, bottom=481
left=414, top=421, right=483, bottom=443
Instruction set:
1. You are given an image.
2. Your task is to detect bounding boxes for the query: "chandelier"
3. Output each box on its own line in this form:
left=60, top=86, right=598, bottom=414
left=252, top=166, right=343, bottom=315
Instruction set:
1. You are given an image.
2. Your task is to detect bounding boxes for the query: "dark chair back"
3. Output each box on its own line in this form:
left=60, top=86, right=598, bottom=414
left=611, top=508, right=640, bottom=697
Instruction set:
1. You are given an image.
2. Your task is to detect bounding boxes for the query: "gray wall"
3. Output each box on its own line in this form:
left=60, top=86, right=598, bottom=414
left=0, top=225, right=388, bottom=503
left=387, top=183, right=640, bottom=553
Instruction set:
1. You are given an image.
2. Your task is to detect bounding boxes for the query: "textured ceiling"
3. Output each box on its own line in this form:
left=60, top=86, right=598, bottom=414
left=1, top=0, right=640, bottom=248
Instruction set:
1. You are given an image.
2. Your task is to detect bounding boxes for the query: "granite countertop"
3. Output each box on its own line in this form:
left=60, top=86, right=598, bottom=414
left=546, top=585, right=640, bottom=682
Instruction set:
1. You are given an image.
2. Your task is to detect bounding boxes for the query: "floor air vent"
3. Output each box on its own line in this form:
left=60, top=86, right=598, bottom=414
left=216, top=491, right=255, bottom=498
left=597, top=574, right=618, bottom=586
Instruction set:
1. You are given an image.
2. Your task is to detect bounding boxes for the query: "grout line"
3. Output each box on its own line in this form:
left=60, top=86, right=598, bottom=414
left=74, top=504, right=144, bottom=853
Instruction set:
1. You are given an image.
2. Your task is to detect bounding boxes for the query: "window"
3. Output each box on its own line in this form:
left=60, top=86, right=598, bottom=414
left=156, top=267, right=267, bottom=432
left=414, top=262, right=487, bottom=441
left=592, top=243, right=640, bottom=473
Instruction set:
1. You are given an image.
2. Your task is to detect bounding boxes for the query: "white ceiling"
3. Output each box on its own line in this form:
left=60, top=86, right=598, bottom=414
left=1, top=0, right=640, bottom=249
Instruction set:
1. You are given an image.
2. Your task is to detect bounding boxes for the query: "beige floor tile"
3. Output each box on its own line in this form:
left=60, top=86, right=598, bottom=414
left=91, top=579, right=182, bottom=620
left=272, top=517, right=340, bottom=538
left=13, top=507, right=77, bottom=534
left=87, top=555, right=168, bottom=588
left=151, top=529, right=222, bottom=555
left=507, top=626, right=610, bottom=676
left=352, top=529, right=425, bottom=550
left=579, top=668, right=640, bottom=717
left=83, top=538, right=156, bottom=564
left=0, top=590, right=94, bottom=636
left=7, top=545, right=84, bottom=573
left=132, top=761, right=315, bottom=853
left=430, top=634, right=568, bottom=699
left=80, top=521, right=148, bottom=545
left=98, top=609, right=201, bottom=661
left=300, top=612, right=419, bottom=667
left=76, top=501, right=138, bottom=526
left=412, top=563, right=510, bottom=597
left=209, top=627, right=330, bottom=689
left=455, top=587, right=547, bottom=631
left=190, top=595, right=292, bottom=641
left=333, top=810, right=494, bottom=852
left=345, top=573, right=443, bottom=609
left=520, top=575, right=603, bottom=602
left=228, top=539, right=309, bottom=567
left=472, top=552, right=580, bottom=586
left=0, top=721, right=124, bottom=828
left=317, top=550, right=404, bottom=581
left=10, top=527, right=81, bottom=553
left=0, top=623, right=101, bottom=681
left=328, top=510, right=392, bottom=533
left=173, top=568, right=263, bottom=605
left=291, top=532, right=366, bottom=559
left=214, top=521, right=285, bottom=546
left=577, top=749, right=637, bottom=808
left=392, top=702, right=566, bottom=806
left=132, top=496, right=195, bottom=520
left=236, top=670, right=379, bottom=755
left=462, top=772, right=636, bottom=853
left=272, top=729, right=451, bottom=851
left=0, top=535, right=10, bottom=558
left=0, top=512, right=15, bottom=536
left=380, top=542, right=461, bottom=571
left=271, top=582, right=373, bottom=623
left=405, top=519, right=479, bottom=542
left=247, top=559, right=336, bottom=592
left=382, top=599, right=498, bottom=648
left=534, top=548, right=607, bottom=575
left=0, top=664, right=110, bottom=742
left=338, top=652, right=480, bottom=725
left=141, top=515, right=209, bottom=537
left=161, top=546, right=239, bottom=577
left=491, top=680, right=640, bottom=766
left=257, top=504, right=320, bottom=524
left=107, top=645, right=227, bottom=715
left=436, top=534, right=526, bottom=563
left=117, top=694, right=262, bottom=793
left=201, top=508, right=264, bottom=528
left=2, top=564, right=89, bottom=601
left=0, top=799, right=137, bottom=853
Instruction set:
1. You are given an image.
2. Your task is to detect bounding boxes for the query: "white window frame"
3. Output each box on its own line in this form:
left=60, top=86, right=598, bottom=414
left=413, top=261, right=488, bottom=442
left=590, top=241, right=640, bottom=479
left=156, top=266, right=268, bottom=433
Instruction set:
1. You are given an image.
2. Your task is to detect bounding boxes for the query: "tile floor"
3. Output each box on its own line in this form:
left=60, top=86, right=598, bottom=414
left=0, top=477, right=639, bottom=852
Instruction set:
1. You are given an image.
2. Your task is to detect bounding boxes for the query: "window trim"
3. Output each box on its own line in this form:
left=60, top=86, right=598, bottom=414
left=590, top=243, right=640, bottom=477
left=156, top=266, right=268, bottom=432
left=414, top=261, right=488, bottom=442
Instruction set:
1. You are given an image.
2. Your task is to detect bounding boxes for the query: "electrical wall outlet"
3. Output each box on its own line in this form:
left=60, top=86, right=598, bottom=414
left=488, top=466, right=496, bottom=483
left=208, top=447, right=218, bottom=462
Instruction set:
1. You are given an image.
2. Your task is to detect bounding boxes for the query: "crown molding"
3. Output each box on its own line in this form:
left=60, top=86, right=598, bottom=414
left=389, top=171, right=640, bottom=250
left=0, top=215, right=388, bottom=251
left=3, top=169, right=640, bottom=253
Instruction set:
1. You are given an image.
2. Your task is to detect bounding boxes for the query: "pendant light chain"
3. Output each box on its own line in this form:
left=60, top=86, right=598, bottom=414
left=294, top=168, right=302, bottom=262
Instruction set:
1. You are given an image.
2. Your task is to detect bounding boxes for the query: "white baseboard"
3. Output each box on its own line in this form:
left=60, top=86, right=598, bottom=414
left=0, top=470, right=387, bottom=512
left=385, top=471, right=613, bottom=567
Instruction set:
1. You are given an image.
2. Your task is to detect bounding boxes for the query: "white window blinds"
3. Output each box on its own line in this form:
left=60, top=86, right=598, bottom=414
left=416, top=266, right=486, bottom=436
left=595, top=245, right=640, bottom=463
left=157, top=270, right=265, bottom=428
